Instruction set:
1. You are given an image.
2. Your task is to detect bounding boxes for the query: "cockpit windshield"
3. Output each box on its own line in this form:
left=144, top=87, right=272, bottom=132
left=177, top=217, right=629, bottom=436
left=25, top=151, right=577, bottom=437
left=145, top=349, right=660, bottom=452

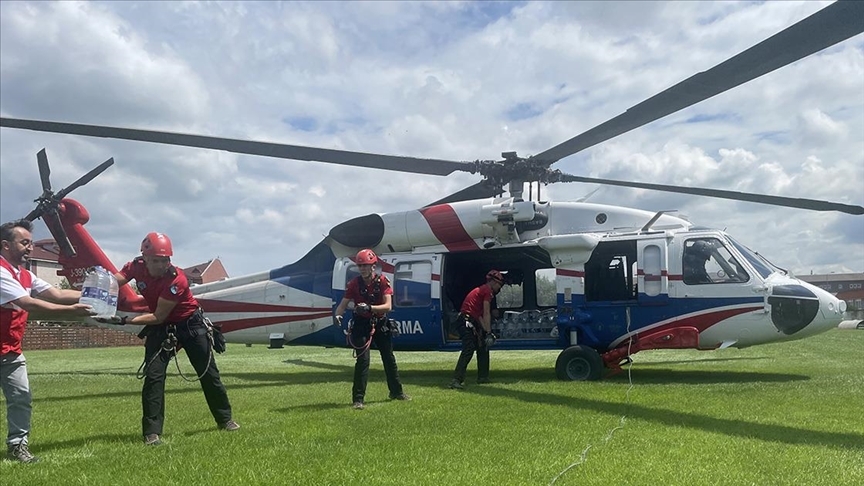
left=683, top=237, right=750, bottom=285
left=727, top=237, right=775, bottom=279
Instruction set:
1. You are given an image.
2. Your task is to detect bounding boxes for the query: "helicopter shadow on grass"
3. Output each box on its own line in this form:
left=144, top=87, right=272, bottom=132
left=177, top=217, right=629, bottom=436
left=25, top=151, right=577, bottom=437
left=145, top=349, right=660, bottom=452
left=462, top=384, right=864, bottom=451
left=30, top=355, right=807, bottom=403
left=268, top=357, right=810, bottom=387
left=257, top=361, right=862, bottom=451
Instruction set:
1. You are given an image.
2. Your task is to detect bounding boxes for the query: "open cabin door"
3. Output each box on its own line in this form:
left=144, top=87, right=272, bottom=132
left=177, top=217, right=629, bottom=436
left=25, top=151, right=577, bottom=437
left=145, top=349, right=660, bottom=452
left=441, top=246, right=558, bottom=349
left=380, top=253, right=443, bottom=349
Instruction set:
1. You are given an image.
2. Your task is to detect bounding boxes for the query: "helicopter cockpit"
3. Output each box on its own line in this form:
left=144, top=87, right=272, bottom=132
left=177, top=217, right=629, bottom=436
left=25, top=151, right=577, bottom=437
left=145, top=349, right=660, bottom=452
left=682, top=238, right=750, bottom=285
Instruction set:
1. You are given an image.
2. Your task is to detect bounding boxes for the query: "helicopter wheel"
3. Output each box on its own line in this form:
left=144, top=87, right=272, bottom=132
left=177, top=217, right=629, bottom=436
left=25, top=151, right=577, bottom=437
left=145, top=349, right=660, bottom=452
left=555, top=345, right=604, bottom=381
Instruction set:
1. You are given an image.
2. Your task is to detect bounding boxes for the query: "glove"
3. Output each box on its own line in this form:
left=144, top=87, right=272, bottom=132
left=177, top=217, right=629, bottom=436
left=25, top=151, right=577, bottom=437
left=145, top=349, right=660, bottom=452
left=94, top=315, right=126, bottom=325
left=355, top=303, right=371, bottom=315
left=334, top=315, right=343, bottom=327
left=483, top=333, right=496, bottom=348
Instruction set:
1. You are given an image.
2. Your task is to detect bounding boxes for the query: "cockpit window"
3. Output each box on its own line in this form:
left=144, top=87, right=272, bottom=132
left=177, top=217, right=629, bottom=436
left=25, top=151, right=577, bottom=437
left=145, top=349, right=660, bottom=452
left=683, top=238, right=750, bottom=285
left=727, top=237, right=773, bottom=279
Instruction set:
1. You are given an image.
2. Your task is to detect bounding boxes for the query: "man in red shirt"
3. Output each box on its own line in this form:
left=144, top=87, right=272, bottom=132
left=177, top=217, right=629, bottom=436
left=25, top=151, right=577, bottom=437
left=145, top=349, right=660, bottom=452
left=449, top=270, right=505, bottom=390
left=334, top=249, right=410, bottom=409
left=100, top=232, right=238, bottom=446
left=1, top=219, right=94, bottom=463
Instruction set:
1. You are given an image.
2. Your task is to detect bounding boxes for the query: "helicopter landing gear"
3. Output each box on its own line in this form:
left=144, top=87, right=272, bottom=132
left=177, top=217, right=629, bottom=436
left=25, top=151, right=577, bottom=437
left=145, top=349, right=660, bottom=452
left=555, top=345, right=604, bottom=381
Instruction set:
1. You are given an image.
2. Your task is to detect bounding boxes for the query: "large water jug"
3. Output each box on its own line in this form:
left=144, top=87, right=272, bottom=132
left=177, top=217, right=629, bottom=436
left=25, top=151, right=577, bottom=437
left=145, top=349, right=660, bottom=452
left=79, top=267, right=105, bottom=315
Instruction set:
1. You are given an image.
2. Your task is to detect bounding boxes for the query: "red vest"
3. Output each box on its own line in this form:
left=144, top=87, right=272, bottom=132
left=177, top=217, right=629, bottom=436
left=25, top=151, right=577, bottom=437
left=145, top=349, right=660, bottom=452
left=0, top=258, right=32, bottom=355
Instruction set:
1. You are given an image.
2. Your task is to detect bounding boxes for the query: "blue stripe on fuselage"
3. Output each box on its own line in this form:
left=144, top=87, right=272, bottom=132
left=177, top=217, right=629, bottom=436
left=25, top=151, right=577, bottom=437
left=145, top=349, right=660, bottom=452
left=268, top=242, right=336, bottom=298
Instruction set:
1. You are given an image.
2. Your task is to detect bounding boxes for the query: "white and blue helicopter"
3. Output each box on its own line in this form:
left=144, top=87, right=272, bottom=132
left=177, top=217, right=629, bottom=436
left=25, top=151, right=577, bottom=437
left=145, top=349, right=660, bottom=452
left=2, top=1, right=862, bottom=380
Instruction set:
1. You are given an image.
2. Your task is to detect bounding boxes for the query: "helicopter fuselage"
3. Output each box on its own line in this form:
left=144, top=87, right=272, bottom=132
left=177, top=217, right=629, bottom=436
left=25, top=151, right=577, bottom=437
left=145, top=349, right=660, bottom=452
left=69, top=197, right=841, bottom=379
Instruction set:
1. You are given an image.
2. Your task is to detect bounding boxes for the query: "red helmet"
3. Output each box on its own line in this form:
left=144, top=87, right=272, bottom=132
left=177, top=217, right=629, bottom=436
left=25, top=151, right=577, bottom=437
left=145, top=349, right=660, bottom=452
left=141, top=232, right=173, bottom=257
left=486, top=269, right=504, bottom=284
left=355, top=249, right=378, bottom=265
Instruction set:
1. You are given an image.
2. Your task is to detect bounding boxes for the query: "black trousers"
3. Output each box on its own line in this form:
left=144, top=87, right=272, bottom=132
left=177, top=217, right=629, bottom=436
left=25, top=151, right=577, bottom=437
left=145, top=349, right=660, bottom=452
left=141, top=319, right=232, bottom=436
left=452, top=319, right=490, bottom=383
left=351, top=320, right=403, bottom=403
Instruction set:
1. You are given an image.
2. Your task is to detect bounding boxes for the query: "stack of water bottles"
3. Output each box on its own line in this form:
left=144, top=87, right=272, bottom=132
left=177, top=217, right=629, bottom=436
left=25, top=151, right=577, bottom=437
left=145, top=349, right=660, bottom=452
left=79, top=266, right=118, bottom=318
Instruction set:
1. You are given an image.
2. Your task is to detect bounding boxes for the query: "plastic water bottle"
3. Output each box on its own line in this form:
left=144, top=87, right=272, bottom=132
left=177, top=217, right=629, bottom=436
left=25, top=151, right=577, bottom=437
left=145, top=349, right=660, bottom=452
left=79, top=267, right=105, bottom=315
left=95, top=266, right=107, bottom=315
left=105, top=271, right=119, bottom=318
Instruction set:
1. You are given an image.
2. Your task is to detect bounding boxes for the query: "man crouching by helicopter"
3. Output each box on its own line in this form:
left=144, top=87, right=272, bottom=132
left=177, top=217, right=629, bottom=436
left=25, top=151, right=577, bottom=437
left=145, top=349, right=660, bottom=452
left=95, top=232, right=238, bottom=445
left=449, top=270, right=504, bottom=390
left=334, top=249, right=410, bottom=409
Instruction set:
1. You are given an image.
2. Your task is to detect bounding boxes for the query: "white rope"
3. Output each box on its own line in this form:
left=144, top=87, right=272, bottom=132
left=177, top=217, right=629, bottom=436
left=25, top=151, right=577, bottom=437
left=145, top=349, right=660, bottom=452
left=549, top=307, right=635, bottom=485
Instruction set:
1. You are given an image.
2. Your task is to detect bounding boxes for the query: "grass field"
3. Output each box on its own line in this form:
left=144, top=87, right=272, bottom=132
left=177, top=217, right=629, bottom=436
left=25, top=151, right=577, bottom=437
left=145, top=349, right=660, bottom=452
left=2, top=329, right=862, bottom=485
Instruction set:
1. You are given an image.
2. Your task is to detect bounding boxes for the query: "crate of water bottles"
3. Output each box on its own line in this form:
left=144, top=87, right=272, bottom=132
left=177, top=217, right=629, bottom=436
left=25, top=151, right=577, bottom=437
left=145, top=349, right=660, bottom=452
left=492, top=308, right=558, bottom=339
left=79, top=265, right=118, bottom=318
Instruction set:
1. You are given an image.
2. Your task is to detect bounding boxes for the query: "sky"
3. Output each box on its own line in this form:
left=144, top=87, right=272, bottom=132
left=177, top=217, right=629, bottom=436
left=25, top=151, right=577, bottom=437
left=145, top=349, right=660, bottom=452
left=1, top=1, right=862, bottom=277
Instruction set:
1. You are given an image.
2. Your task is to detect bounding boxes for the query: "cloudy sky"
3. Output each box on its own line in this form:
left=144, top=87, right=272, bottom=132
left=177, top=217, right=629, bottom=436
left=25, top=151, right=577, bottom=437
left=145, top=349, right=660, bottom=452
left=1, top=1, right=862, bottom=277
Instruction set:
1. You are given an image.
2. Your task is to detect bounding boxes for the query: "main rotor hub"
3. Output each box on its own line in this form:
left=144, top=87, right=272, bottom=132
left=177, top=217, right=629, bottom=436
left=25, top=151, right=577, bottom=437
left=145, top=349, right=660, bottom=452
left=470, top=153, right=563, bottom=198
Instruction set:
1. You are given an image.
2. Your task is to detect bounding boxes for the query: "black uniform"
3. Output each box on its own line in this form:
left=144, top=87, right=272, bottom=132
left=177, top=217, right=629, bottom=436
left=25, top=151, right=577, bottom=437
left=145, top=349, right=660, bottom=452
left=140, top=310, right=232, bottom=436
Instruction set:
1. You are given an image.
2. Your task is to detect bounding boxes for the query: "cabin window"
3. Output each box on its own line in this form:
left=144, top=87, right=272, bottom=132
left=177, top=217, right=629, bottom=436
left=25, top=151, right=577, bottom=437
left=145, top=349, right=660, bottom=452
left=496, top=281, right=524, bottom=309
left=536, top=268, right=557, bottom=307
left=683, top=238, right=750, bottom=285
left=393, top=261, right=432, bottom=307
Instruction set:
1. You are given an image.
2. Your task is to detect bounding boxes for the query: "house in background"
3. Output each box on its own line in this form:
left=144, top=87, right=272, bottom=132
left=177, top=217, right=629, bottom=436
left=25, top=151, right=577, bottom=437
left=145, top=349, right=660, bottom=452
left=25, top=239, right=228, bottom=287
left=183, top=259, right=229, bottom=285
left=28, top=239, right=65, bottom=287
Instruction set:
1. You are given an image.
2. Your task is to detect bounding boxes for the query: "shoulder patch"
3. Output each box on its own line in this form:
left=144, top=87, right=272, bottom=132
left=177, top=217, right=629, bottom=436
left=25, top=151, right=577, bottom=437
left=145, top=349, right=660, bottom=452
left=169, top=284, right=179, bottom=295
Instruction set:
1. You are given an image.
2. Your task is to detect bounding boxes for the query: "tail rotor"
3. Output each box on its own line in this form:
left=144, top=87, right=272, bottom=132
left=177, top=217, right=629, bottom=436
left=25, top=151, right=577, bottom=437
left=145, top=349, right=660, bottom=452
left=22, top=149, right=114, bottom=256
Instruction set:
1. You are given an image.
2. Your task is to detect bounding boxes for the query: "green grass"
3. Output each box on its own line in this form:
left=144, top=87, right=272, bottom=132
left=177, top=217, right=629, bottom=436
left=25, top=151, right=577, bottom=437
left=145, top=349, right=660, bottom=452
left=2, top=329, right=863, bottom=485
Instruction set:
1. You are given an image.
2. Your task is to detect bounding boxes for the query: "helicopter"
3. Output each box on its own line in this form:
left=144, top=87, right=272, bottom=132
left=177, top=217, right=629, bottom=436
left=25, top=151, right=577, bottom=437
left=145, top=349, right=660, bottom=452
left=1, top=1, right=862, bottom=380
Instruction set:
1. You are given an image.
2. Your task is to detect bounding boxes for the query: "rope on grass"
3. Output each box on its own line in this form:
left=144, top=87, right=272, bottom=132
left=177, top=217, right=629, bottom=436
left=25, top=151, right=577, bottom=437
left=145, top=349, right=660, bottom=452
left=548, top=307, right=636, bottom=486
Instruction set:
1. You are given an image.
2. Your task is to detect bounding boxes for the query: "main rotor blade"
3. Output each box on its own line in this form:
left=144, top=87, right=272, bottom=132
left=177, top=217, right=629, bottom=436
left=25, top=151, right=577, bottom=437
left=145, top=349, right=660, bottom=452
left=426, top=180, right=503, bottom=206
left=24, top=206, right=43, bottom=222
left=36, top=149, right=51, bottom=193
left=0, top=117, right=472, bottom=177
left=55, top=158, right=115, bottom=199
left=535, top=0, right=864, bottom=164
left=558, top=173, right=864, bottom=215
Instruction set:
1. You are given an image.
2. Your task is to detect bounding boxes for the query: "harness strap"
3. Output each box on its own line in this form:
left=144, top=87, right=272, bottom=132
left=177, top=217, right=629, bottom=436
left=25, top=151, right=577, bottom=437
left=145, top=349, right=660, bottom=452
left=347, top=321, right=376, bottom=358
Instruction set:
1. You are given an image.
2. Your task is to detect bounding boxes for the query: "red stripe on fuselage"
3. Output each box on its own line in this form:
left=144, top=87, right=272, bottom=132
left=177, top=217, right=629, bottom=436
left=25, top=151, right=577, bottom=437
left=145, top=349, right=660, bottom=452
left=198, top=299, right=327, bottom=313
left=218, top=312, right=334, bottom=333
left=557, top=269, right=584, bottom=277
left=419, top=205, right=480, bottom=252
left=610, top=305, right=762, bottom=349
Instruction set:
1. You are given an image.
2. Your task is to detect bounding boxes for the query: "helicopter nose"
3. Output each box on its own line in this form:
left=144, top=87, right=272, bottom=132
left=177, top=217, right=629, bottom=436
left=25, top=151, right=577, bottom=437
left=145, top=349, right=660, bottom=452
left=767, top=284, right=845, bottom=336
left=767, top=285, right=819, bottom=335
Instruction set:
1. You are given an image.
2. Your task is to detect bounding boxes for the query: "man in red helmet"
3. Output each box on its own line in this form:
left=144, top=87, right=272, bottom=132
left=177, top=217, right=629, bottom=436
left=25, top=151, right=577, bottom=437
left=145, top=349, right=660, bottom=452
left=98, top=232, right=238, bottom=446
left=448, top=269, right=505, bottom=389
left=1, top=219, right=95, bottom=463
left=334, top=249, right=410, bottom=409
